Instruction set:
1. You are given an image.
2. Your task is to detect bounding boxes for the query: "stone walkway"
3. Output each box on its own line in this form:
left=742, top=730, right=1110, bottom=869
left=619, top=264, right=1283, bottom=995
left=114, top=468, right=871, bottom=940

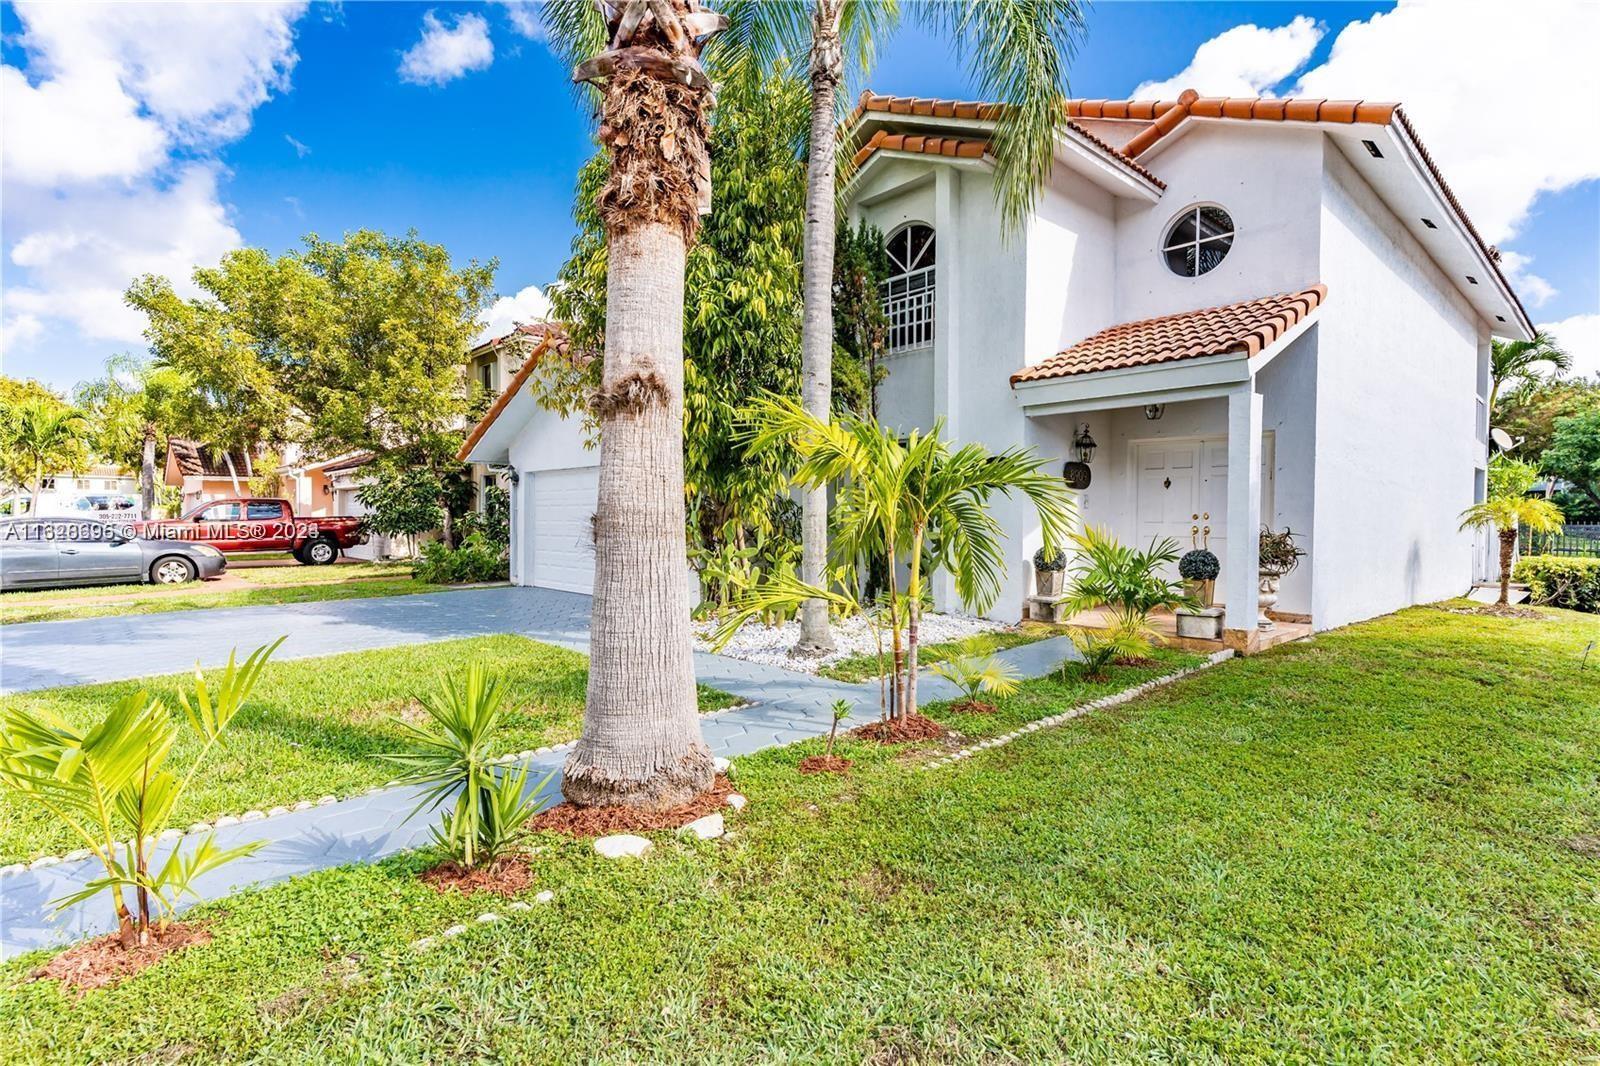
left=0, top=587, right=1078, bottom=958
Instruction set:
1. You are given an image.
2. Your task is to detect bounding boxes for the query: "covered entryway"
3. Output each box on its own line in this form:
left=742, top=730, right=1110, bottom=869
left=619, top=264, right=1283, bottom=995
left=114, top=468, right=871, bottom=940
left=1133, top=434, right=1274, bottom=588
left=528, top=466, right=598, bottom=594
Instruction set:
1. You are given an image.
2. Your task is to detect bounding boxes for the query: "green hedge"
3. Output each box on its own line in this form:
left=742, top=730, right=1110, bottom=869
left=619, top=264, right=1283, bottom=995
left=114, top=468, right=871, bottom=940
left=1512, top=555, right=1600, bottom=613
left=411, top=532, right=509, bottom=584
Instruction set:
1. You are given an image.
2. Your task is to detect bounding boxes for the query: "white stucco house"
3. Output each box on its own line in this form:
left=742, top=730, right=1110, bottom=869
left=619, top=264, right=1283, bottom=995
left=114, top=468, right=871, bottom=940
left=463, top=89, right=1531, bottom=653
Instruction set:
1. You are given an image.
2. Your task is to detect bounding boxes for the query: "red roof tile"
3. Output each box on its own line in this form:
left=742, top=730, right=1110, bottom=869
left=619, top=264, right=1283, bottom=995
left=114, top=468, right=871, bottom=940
left=456, top=325, right=570, bottom=461
left=1011, top=285, right=1327, bottom=384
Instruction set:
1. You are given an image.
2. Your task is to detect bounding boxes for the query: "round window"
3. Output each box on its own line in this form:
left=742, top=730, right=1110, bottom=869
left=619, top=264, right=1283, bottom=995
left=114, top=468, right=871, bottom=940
left=1162, top=205, right=1234, bottom=277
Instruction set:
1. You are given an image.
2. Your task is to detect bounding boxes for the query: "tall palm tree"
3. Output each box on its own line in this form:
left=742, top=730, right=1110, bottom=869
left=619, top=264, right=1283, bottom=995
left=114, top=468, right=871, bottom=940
left=1459, top=456, right=1564, bottom=604
left=748, top=0, right=1089, bottom=656
left=1490, top=330, right=1571, bottom=411
left=541, top=0, right=727, bottom=808
left=6, top=399, right=88, bottom=514
left=736, top=396, right=1073, bottom=719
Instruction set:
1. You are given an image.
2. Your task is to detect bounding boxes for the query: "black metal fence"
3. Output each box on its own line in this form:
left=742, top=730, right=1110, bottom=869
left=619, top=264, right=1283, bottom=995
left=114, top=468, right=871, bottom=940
left=1523, top=525, right=1600, bottom=558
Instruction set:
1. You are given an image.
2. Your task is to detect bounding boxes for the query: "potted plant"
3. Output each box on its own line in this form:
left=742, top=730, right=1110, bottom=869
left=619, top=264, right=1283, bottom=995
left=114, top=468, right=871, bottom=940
left=1257, top=527, right=1305, bottom=629
left=1178, top=548, right=1219, bottom=607
left=1033, top=546, right=1067, bottom=598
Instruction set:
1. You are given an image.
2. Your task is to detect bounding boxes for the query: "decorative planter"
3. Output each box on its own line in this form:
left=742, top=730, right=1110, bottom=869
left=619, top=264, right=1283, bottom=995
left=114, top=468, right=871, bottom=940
left=1257, top=573, right=1281, bottom=629
left=1035, top=568, right=1064, bottom=598
left=1184, top=578, right=1215, bottom=608
left=1175, top=605, right=1224, bottom=640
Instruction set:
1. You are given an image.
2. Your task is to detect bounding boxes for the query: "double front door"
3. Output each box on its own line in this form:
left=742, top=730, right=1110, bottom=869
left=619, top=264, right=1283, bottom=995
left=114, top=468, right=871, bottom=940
left=1133, top=436, right=1274, bottom=594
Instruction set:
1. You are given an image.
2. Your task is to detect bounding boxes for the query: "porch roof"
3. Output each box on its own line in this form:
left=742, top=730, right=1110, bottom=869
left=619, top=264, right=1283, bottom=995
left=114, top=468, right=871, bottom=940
left=1010, top=285, right=1327, bottom=385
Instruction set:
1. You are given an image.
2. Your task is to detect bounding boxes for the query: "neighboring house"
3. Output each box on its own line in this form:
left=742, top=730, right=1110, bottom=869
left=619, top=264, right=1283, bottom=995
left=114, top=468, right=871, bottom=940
left=463, top=323, right=557, bottom=509
left=163, top=439, right=261, bottom=512
left=463, top=89, right=1530, bottom=653
left=0, top=465, right=139, bottom=517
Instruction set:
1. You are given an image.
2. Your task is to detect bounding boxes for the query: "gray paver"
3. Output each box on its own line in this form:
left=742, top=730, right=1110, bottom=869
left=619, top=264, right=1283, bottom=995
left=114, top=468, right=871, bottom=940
left=0, top=587, right=1078, bottom=958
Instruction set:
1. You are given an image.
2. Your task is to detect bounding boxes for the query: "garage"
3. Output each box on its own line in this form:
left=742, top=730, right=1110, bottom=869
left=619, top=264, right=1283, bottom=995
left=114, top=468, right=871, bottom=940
left=528, top=465, right=598, bottom=594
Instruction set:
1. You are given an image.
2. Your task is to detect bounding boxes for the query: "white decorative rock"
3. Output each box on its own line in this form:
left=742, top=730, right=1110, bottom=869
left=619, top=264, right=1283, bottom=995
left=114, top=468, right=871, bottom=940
left=64, top=849, right=91, bottom=862
left=508, top=900, right=533, bottom=912
left=318, top=795, right=337, bottom=806
left=535, top=746, right=552, bottom=755
left=189, top=822, right=213, bottom=834
left=30, top=856, right=59, bottom=869
left=519, top=751, right=535, bottom=760
left=240, top=810, right=265, bottom=823
left=267, top=806, right=289, bottom=818
left=215, top=815, right=240, bottom=827
left=293, top=800, right=314, bottom=811
left=679, top=813, right=725, bottom=841
left=442, top=924, right=468, bottom=938
left=0, top=864, right=24, bottom=877
left=713, top=756, right=731, bottom=774
left=412, top=937, right=436, bottom=951
left=535, top=890, right=554, bottom=903
left=725, top=793, right=747, bottom=811
left=158, top=828, right=183, bottom=842
left=594, top=834, right=652, bottom=859
left=476, top=912, right=501, bottom=923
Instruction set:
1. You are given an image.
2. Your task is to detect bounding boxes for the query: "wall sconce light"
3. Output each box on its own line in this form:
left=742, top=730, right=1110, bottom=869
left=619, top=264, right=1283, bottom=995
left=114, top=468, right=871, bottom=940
left=1144, top=404, right=1166, bottom=421
left=1073, top=423, right=1097, bottom=464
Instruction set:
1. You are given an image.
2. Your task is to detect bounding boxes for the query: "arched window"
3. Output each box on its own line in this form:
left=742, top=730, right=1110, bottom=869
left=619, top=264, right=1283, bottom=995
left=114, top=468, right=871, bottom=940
left=882, top=223, right=936, bottom=351
left=1162, top=205, right=1234, bottom=277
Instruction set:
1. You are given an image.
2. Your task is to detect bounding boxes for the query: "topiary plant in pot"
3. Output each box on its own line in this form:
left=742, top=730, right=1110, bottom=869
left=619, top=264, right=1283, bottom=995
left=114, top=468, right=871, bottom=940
left=1033, top=546, right=1067, bottom=598
left=1178, top=548, right=1220, bottom=607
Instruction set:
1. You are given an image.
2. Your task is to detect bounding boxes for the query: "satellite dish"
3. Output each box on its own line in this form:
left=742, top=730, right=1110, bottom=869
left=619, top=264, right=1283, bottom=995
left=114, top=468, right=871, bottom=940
left=1490, top=427, right=1521, bottom=452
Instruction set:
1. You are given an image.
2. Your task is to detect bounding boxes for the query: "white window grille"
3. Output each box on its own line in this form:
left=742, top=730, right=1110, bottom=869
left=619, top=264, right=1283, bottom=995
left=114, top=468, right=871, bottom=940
left=882, top=223, right=936, bottom=352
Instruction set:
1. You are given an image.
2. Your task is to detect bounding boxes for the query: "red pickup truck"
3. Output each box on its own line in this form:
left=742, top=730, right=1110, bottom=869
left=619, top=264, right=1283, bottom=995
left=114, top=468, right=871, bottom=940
left=135, top=498, right=369, bottom=564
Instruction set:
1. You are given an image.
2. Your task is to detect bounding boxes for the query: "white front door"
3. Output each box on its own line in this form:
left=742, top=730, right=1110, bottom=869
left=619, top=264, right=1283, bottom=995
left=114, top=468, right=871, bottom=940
left=530, top=466, right=598, bottom=594
left=1134, top=436, right=1273, bottom=591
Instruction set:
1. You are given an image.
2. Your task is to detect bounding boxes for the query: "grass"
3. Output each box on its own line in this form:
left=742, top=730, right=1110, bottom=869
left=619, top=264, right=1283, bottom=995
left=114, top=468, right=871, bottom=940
left=818, top=619, right=1062, bottom=682
left=0, top=563, right=457, bottom=625
left=0, top=637, right=737, bottom=863
left=4, top=604, right=1596, bottom=1061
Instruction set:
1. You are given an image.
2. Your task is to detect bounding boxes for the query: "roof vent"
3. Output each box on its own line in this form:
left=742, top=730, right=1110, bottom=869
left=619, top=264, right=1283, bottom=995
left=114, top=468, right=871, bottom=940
left=1466, top=276, right=1478, bottom=285
left=1420, top=218, right=1437, bottom=229
left=1362, top=139, right=1383, bottom=158
left=1495, top=315, right=1506, bottom=323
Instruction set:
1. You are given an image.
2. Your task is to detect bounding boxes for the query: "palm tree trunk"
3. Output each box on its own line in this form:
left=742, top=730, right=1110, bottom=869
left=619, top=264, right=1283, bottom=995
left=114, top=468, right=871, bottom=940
left=563, top=222, right=713, bottom=808
left=1498, top=528, right=1517, bottom=605
left=794, top=1, right=844, bottom=658
left=140, top=426, right=157, bottom=519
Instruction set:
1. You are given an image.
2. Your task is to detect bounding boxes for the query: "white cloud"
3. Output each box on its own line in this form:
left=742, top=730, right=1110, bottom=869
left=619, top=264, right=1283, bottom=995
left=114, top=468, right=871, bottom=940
left=476, top=284, right=552, bottom=345
left=1540, top=313, right=1600, bottom=382
left=1495, top=251, right=1557, bottom=309
left=1291, top=0, right=1600, bottom=245
left=399, top=11, right=494, bottom=87
left=1, top=3, right=306, bottom=353
left=1134, top=16, right=1323, bottom=100
left=493, top=1, right=546, bottom=41
left=285, top=134, right=311, bottom=158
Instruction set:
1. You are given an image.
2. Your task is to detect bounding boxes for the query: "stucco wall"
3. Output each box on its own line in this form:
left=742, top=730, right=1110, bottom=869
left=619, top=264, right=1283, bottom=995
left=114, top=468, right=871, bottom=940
left=1313, top=141, right=1483, bottom=628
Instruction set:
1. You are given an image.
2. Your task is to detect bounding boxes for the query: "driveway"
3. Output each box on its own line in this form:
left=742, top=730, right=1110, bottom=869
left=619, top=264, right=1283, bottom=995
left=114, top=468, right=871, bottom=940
left=0, top=586, right=595, bottom=694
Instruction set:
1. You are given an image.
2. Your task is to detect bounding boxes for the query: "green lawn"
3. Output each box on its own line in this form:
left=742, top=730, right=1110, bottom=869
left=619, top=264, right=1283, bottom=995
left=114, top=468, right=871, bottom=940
left=0, top=561, right=462, bottom=624
left=818, top=620, right=1063, bottom=682
left=0, top=637, right=737, bottom=863
left=4, top=605, right=1596, bottom=1061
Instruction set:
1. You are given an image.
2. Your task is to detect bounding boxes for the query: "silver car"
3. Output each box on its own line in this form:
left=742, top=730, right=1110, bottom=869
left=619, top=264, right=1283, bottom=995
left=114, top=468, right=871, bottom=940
left=0, top=518, right=228, bottom=591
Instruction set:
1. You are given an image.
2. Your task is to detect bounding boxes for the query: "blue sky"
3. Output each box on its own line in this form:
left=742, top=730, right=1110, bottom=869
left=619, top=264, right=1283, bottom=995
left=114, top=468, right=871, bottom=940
left=3, top=1, right=1597, bottom=391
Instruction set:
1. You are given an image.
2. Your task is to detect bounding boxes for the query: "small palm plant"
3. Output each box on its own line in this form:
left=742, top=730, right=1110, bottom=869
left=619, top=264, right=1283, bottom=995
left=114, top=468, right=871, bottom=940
left=824, top=698, right=851, bottom=759
left=0, top=638, right=283, bottom=947
left=1065, top=623, right=1149, bottom=682
left=1459, top=456, right=1564, bottom=605
left=384, top=663, right=548, bottom=870
left=1062, top=526, right=1193, bottom=652
left=928, top=654, right=1021, bottom=713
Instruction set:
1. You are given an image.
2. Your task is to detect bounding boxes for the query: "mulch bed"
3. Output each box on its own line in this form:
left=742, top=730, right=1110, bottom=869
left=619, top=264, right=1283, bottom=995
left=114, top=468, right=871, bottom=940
left=851, top=712, right=946, bottom=744
left=530, top=775, right=734, bottom=838
left=947, top=699, right=997, bottom=715
left=1442, top=604, right=1545, bottom=620
left=31, top=922, right=211, bottom=992
left=798, top=754, right=853, bottom=774
left=1113, top=656, right=1157, bottom=668
left=420, top=857, right=534, bottom=898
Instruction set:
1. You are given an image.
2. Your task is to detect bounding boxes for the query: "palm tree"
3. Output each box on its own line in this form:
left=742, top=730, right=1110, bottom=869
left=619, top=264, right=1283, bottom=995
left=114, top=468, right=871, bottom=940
left=735, top=396, right=1073, bottom=719
left=1459, top=456, right=1564, bottom=604
left=6, top=399, right=88, bottom=514
left=74, top=355, right=187, bottom=518
left=747, top=0, right=1089, bottom=656
left=1490, top=331, right=1571, bottom=411
left=1060, top=526, right=1193, bottom=649
left=541, top=0, right=727, bottom=808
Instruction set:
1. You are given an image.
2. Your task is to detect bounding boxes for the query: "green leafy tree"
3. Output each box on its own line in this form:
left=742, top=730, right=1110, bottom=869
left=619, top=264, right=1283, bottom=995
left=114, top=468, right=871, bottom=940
left=1459, top=456, right=1565, bottom=605
left=72, top=355, right=190, bottom=518
left=1492, top=376, right=1600, bottom=461
left=0, top=395, right=90, bottom=513
left=743, top=0, right=1089, bottom=656
left=831, top=220, right=890, bottom=417
left=1542, top=407, right=1600, bottom=515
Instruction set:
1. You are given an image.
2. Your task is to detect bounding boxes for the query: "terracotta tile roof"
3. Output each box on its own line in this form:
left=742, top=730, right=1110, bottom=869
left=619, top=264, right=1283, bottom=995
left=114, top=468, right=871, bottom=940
left=165, top=439, right=257, bottom=479
left=1011, top=285, right=1327, bottom=384
left=850, top=129, right=991, bottom=168
left=318, top=451, right=376, bottom=475
left=848, top=92, right=1165, bottom=189
left=456, top=325, right=570, bottom=462
left=468, top=320, right=565, bottom=358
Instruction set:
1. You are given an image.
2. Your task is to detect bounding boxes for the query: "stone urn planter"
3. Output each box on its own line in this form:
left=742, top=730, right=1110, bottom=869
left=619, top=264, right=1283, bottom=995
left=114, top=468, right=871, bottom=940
left=1256, top=527, right=1305, bottom=630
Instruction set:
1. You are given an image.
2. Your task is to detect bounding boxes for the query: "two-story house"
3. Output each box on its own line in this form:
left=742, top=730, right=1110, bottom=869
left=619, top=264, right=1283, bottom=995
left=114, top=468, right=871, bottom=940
left=462, top=89, right=1530, bottom=652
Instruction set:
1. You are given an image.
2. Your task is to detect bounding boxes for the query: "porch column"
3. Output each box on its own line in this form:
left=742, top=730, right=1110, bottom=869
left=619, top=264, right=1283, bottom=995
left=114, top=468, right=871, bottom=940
left=1223, top=383, right=1262, bottom=654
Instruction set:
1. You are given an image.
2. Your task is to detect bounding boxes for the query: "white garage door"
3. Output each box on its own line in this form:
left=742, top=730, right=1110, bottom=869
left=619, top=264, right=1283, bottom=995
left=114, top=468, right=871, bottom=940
left=530, top=466, right=598, bottom=593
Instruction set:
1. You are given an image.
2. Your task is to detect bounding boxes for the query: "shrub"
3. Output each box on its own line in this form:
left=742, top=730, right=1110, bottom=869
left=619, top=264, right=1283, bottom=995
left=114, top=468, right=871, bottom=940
left=412, top=531, right=508, bottom=584
left=1178, top=549, right=1219, bottom=582
left=1064, top=623, right=1148, bottom=681
left=457, top=484, right=510, bottom=550
left=1258, top=527, right=1305, bottom=577
left=1063, top=526, right=1192, bottom=652
left=929, top=654, right=1021, bottom=711
left=1033, top=546, right=1067, bottom=572
left=1513, top=555, right=1600, bottom=613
